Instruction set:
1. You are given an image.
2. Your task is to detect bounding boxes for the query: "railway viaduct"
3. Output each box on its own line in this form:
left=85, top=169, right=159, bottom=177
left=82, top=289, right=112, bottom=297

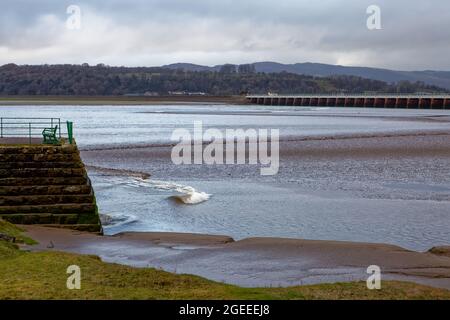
left=246, top=95, right=450, bottom=109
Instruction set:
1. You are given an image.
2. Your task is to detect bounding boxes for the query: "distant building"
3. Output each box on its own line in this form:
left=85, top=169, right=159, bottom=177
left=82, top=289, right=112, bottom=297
left=168, top=91, right=207, bottom=96
left=187, top=92, right=206, bottom=96
left=168, top=91, right=187, bottom=96
left=144, top=91, right=159, bottom=96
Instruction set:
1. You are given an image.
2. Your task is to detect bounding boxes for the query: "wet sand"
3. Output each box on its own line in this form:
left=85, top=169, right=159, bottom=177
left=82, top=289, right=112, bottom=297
left=22, top=225, right=450, bottom=289
left=81, top=131, right=450, bottom=159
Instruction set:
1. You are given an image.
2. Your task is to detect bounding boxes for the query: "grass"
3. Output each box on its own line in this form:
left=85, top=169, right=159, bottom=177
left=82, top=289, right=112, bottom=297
left=0, top=220, right=36, bottom=245
left=1, top=219, right=449, bottom=300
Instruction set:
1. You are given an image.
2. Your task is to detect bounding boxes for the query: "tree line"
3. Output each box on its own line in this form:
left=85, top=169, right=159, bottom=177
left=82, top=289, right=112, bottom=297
left=0, top=63, right=446, bottom=96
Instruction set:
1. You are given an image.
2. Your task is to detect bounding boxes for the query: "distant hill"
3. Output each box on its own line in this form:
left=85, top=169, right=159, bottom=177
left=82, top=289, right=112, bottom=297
left=162, top=63, right=217, bottom=72
left=163, top=62, right=450, bottom=90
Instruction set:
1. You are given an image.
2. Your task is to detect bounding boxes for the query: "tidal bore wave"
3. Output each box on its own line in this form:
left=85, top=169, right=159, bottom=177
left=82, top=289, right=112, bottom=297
left=131, top=178, right=211, bottom=205
left=88, top=165, right=211, bottom=205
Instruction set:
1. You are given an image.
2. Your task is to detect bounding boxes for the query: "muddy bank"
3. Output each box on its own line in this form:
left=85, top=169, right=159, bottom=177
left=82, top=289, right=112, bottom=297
left=22, top=225, right=450, bottom=290
left=0, top=95, right=247, bottom=106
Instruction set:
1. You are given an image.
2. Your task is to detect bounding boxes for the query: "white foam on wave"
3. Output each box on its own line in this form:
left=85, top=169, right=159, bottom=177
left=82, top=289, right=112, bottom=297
left=132, top=178, right=211, bottom=205
left=172, top=189, right=211, bottom=204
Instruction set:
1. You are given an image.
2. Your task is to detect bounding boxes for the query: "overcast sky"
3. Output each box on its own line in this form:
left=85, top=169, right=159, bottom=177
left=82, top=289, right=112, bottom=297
left=1, top=0, right=449, bottom=71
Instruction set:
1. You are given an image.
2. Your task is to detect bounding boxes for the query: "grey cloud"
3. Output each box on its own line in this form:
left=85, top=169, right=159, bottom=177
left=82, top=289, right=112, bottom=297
left=0, top=0, right=449, bottom=70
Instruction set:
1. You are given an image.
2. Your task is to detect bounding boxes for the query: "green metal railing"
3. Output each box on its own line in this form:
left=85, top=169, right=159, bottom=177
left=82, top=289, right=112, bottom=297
left=0, top=117, right=73, bottom=144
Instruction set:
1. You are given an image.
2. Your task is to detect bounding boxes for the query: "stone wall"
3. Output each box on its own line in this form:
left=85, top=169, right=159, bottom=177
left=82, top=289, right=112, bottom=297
left=0, top=142, right=101, bottom=232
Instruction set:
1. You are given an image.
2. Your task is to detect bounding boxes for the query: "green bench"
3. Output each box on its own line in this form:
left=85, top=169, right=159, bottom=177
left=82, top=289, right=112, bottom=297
left=42, top=125, right=59, bottom=144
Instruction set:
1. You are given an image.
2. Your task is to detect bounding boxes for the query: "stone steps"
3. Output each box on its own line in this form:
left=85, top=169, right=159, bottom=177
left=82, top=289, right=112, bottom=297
left=0, top=145, right=78, bottom=154
left=0, top=161, right=84, bottom=169
left=0, top=168, right=85, bottom=178
left=0, top=203, right=97, bottom=215
left=0, top=141, right=101, bottom=232
left=0, top=213, right=79, bottom=225
left=0, top=153, right=81, bottom=162
left=0, top=194, right=94, bottom=206
left=0, top=176, right=88, bottom=186
left=0, top=185, right=92, bottom=196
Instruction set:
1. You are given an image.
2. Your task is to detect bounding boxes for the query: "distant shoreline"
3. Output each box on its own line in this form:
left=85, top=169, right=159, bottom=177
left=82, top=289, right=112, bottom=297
left=0, top=95, right=248, bottom=106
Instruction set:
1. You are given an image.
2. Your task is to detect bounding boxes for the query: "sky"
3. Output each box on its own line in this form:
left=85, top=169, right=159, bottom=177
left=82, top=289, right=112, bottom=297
left=0, top=0, right=449, bottom=71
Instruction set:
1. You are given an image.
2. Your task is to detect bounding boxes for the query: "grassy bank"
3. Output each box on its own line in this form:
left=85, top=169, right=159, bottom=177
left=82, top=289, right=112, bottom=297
left=0, top=220, right=449, bottom=300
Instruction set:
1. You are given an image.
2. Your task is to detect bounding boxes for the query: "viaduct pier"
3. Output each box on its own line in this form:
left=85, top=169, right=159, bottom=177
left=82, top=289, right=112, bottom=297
left=246, top=95, right=450, bottom=109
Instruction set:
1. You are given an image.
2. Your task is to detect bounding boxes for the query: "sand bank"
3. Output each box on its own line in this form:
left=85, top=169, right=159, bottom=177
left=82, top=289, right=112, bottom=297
left=22, top=225, right=450, bottom=290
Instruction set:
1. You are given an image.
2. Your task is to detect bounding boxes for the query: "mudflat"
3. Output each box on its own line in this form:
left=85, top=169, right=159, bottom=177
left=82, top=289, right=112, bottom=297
left=22, top=225, right=450, bottom=290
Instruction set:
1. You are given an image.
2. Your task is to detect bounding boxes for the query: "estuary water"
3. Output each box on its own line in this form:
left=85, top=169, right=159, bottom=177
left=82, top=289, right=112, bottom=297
left=2, top=104, right=450, bottom=251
